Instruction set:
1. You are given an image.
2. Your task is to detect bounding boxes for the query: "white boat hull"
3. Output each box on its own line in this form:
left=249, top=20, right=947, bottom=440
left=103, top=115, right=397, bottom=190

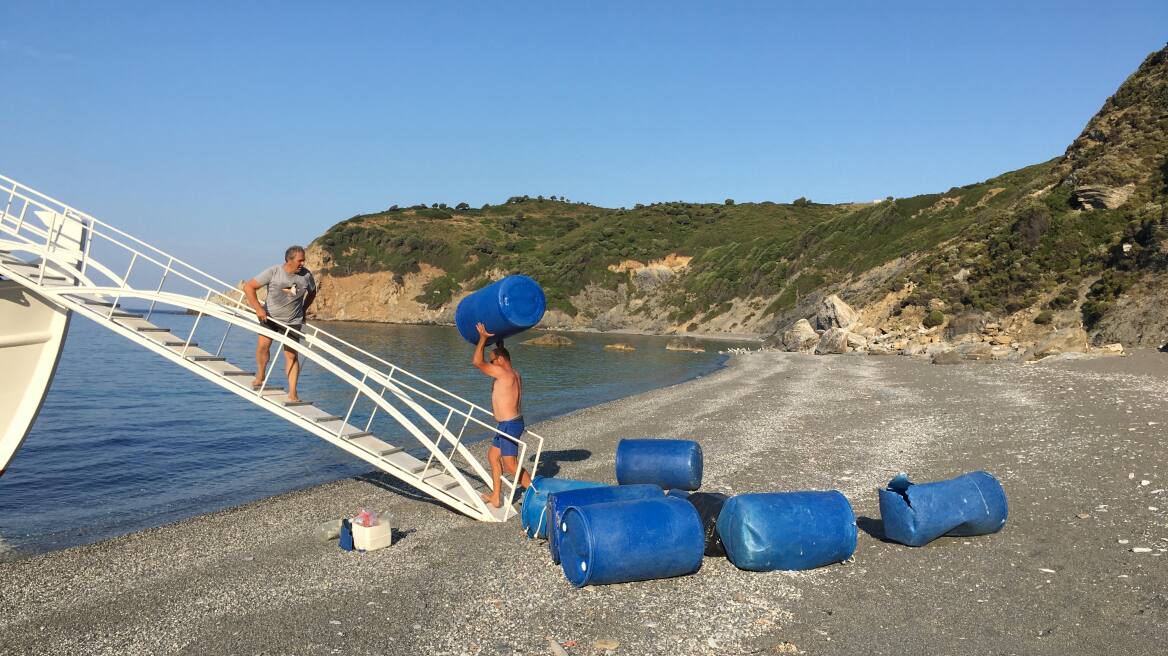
left=0, top=280, right=70, bottom=476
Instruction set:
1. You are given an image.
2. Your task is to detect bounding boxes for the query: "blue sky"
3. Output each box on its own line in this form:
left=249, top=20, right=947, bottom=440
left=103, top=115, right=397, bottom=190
left=1, top=1, right=1165, bottom=280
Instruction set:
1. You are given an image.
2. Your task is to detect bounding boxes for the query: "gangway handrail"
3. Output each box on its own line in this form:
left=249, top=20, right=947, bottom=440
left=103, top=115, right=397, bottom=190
left=0, top=174, right=543, bottom=521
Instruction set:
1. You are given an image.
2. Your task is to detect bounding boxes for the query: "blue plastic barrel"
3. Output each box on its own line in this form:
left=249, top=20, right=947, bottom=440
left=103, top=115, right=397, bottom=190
left=717, top=491, right=857, bottom=571
left=546, top=484, right=663, bottom=564
left=558, top=496, right=704, bottom=587
left=455, top=275, right=546, bottom=345
left=520, top=476, right=606, bottom=539
left=878, top=471, right=1008, bottom=547
left=615, top=439, right=703, bottom=491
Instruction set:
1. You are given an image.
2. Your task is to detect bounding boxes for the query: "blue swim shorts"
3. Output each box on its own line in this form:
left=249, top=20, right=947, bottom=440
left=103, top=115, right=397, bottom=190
left=492, top=417, right=525, bottom=458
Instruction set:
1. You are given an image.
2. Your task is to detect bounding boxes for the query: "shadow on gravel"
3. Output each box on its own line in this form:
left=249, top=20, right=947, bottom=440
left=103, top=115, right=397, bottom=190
left=392, top=528, right=417, bottom=544
left=356, top=471, right=456, bottom=512
left=856, top=516, right=899, bottom=544
left=535, top=449, right=592, bottom=477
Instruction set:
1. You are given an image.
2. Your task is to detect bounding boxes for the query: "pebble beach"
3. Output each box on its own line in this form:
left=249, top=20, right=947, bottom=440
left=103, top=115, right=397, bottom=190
left=1, top=350, right=1166, bottom=655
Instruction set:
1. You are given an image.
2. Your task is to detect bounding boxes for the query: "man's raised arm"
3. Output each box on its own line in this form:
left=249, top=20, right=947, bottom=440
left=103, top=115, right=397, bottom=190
left=473, top=322, right=505, bottom=377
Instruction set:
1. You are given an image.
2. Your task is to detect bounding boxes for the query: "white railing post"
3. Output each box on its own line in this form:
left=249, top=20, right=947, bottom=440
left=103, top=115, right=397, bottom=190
left=1, top=188, right=13, bottom=230
left=181, top=290, right=211, bottom=358
left=107, top=252, right=138, bottom=319
left=78, top=219, right=95, bottom=279
left=338, top=373, right=368, bottom=437
left=364, top=384, right=388, bottom=432
left=37, top=209, right=61, bottom=285
left=13, top=200, right=29, bottom=235
left=215, top=323, right=233, bottom=357
left=146, top=256, right=175, bottom=321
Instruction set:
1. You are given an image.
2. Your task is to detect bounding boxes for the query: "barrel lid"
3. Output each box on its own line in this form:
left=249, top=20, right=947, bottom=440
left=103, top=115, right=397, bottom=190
left=497, top=275, right=546, bottom=328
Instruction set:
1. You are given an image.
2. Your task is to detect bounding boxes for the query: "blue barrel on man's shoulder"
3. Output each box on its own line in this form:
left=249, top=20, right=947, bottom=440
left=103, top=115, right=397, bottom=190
left=455, top=275, right=547, bottom=345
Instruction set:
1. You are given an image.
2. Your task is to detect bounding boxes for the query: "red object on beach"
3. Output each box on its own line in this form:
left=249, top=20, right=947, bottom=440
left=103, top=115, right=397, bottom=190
left=356, top=508, right=374, bottom=527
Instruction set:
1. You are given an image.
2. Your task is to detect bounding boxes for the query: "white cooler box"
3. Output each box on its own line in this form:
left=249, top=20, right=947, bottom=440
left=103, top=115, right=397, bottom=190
left=351, top=520, right=392, bottom=551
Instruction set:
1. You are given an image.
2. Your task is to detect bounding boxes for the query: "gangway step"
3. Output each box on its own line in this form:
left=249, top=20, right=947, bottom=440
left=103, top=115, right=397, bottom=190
left=77, top=298, right=118, bottom=308
left=159, top=339, right=198, bottom=347
left=0, top=258, right=72, bottom=283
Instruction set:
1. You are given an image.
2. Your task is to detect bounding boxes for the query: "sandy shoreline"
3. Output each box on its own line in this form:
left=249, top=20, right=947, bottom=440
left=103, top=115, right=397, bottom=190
left=1, top=352, right=1166, bottom=655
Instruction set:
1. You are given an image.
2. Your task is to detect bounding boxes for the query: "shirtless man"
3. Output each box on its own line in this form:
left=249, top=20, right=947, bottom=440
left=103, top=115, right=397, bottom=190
left=472, top=322, right=533, bottom=508
left=242, top=246, right=316, bottom=402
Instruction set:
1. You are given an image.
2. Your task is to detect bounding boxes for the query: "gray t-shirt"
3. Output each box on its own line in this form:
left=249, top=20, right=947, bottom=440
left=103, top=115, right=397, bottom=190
left=255, top=264, right=316, bottom=324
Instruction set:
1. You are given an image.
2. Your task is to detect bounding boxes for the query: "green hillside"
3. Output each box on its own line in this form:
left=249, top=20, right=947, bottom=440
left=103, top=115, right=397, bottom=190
left=311, top=45, right=1168, bottom=339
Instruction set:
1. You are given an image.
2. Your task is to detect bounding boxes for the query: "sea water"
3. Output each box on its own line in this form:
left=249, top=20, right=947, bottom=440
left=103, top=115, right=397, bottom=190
left=0, top=314, right=739, bottom=557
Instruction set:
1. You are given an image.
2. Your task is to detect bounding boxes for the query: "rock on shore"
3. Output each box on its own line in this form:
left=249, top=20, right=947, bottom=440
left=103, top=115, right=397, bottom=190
left=523, top=333, right=575, bottom=347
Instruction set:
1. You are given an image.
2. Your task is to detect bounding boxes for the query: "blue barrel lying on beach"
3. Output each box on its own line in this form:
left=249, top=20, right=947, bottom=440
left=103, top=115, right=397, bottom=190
left=615, top=439, right=703, bottom=491
left=546, top=484, right=664, bottom=565
left=717, top=491, right=857, bottom=571
left=520, top=476, right=607, bottom=539
left=558, top=496, right=705, bottom=587
left=878, top=471, right=1008, bottom=547
left=455, top=275, right=546, bottom=346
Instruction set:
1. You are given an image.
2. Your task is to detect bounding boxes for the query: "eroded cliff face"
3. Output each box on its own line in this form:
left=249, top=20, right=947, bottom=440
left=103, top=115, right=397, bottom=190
left=304, top=244, right=458, bottom=323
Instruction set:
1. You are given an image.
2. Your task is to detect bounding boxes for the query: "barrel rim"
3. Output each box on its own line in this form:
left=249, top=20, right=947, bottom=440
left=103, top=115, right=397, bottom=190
left=559, top=505, right=596, bottom=587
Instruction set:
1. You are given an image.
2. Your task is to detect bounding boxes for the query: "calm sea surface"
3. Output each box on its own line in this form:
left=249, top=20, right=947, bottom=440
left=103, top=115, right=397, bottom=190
left=0, top=315, right=741, bottom=559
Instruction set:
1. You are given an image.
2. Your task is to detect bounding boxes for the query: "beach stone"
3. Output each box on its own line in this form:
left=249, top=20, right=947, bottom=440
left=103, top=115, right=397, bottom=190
left=991, top=334, right=1014, bottom=345
left=925, top=343, right=953, bottom=357
left=932, top=350, right=965, bottom=365
left=1031, top=327, right=1089, bottom=359
left=844, top=332, right=868, bottom=351
left=666, top=337, right=705, bottom=352
left=901, top=342, right=927, bottom=356
left=955, top=342, right=994, bottom=361
left=814, top=294, right=859, bottom=331
left=524, top=333, right=574, bottom=347
left=780, top=319, right=820, bottom=352
left=815, top=327, right=849, bottom=354
left=867, top=343, right=896, bottom=356
left=604, top=342, right=636, bottom=352
left=1096, top=343, right=1125, bottom=355
left=989, top=345, right=1014, bottom=360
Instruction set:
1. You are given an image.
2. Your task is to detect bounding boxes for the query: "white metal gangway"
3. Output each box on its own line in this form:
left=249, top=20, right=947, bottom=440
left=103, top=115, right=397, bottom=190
left=0, top=174, right=542, bottom=522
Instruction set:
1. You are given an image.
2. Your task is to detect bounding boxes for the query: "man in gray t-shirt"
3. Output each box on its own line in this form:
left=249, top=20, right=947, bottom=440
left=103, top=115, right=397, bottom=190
left=243, top=246, right=317, bottom=402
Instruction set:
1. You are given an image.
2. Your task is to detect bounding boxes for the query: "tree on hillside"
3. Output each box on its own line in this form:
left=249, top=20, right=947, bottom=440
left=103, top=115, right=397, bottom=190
left=724, top=198, right=735, bottom=206
left=455, top=202, right=470, bottom=210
